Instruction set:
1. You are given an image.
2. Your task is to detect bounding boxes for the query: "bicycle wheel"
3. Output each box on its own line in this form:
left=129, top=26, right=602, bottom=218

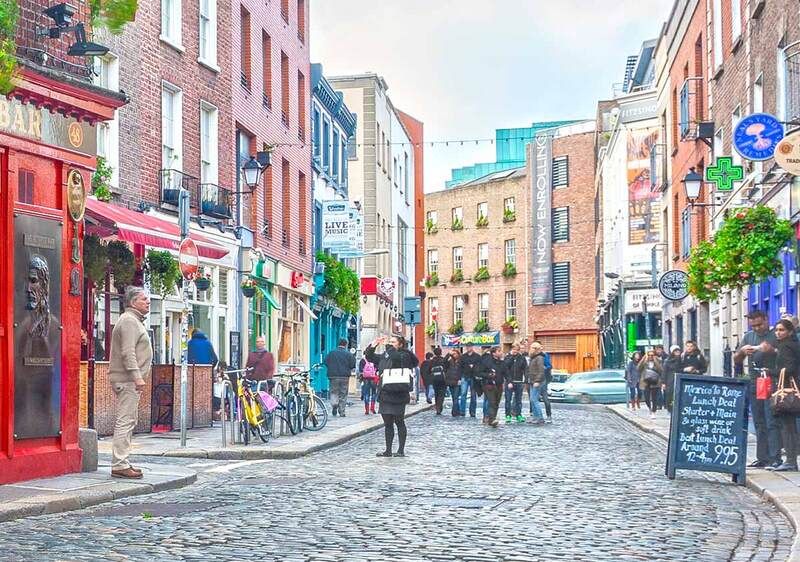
left=253, top=396, right=271, bottom=443
left=238, top=398, right=250, bottom=446
left=304, top=395, right=328, bottom=431
left=286, top=393, right=301, bottom=435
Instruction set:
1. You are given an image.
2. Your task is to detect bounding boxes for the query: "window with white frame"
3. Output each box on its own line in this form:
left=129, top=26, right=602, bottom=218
left=477, top=202, right=487, bottom=221
left=453, top=295, right=464, bottom=325
left=478, top=243, right=488, bottom=269
left=452, top=207, right=462, bottom=224
left=161, top=0, right=182, bottom=47
left=505, top=290, right=517, bottom=320
left=94, top=54, right=120, bottom=189
left=199, top=0, right=217, bottom=65
left=426, top=210, right=438, bottom=227
left=504, top=239, right=516, bottom=266
left=504, top=197, right=515, bottom=213
left=731, top=107, right=742, bottom=167
left=452, top=247, right=463, bottom=273
left=161, top=83, right=183, bottom=173
left=712, top=0, right=722, bottom=69
left=731, top=0, right=741, bottom=45
left=200, top=102, right=218, bottom=183
left=427, top=249, right=438, bottom=274
left=428, top=297, right=438, bottom=324
left=478, top=293, right=489, bottom=322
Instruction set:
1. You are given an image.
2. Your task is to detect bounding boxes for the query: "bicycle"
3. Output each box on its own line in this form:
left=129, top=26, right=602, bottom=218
left=223, top=367, right=272, bottom=445
left=298, top=364, right=328, bottom=432
left=269, top=371, right=305, bottom=436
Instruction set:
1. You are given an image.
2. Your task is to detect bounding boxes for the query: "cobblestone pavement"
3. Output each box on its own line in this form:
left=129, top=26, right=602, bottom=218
left=0, top=405, right=793, bottom=561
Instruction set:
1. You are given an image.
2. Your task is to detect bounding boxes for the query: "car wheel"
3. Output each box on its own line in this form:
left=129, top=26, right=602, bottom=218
left=579, top=394, right=592, bottom=405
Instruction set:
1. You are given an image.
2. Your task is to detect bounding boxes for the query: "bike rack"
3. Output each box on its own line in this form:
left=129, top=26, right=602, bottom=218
left=273, top=380, right=290, bottom=437
left=220, top=381, right=236, bottom=447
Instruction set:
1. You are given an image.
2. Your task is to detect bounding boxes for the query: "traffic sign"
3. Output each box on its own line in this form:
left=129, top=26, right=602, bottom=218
left=178, top=238, right=199, bottom=279
left=733, top=113, right=784, bottom=161
left=658, top=270, right=689, bottom=301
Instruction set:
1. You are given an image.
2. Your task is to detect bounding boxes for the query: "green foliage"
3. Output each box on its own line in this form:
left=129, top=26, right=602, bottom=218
left=424, top=272, right=439, bottom=287
left=473, top=319, right=489, bottom=332
left=316, top=251, right=360, bottom=314
left=89, top=0, right=138, bottom=34
left=83, top=234, right=108, bottom=283
left=107, top=241, right=135, bottom=287
left=425, top=323, right=436, bottom=337
left=92, top=156, right=113, bottom=202
left=146, top=250, right=180, bottom=296
left=450, top=269, right=464, bottom=283
left=425, top=218, right=438, bottom=234
left=448, top=321, right=463, bottom=335
left=474, top=266, right=490, bottom=282
left=476, top=214, right=488, bottom=227
left=503, top=208, right=516, bottom=223
left=687, top=206, right=794, bottom=302
left=502, top=263, right=517, bottom=277
left=0, top=0, right=18, bottom=95
left=451, top=217, right=463, bottom=231
left=503, top=317, right=519, bottom=330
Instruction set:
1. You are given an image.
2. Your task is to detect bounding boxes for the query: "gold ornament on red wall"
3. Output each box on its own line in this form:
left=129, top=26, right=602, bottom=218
left=66, top=169, right=87, bottom=222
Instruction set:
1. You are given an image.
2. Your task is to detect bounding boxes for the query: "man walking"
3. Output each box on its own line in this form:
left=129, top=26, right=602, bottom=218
left=482, top=347, right=505, bottom=427
left=245, top=335, right=275, bottom=390
left=735, top=311, right=782, bottom=469
left=504, top=344, right=527, bottom=423
left=325, top=339, right=356, bottom=416
left=527, top=341, right=546, bottom=425
left=681, top=340, right=707, bottom=375
left=109, top=287, right=153, bottom=479
left=458, top=346, right=481, bottom=417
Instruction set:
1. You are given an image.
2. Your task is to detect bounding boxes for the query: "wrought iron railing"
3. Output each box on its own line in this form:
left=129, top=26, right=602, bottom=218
left=160, top=169, right=199, bottom=208
left=199, top=184, right=233, bottom=219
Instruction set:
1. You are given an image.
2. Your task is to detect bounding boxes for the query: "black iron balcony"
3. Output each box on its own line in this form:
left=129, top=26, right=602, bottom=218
left=282, top=228, right=289, bottom=247
left=281, top=109, right=289, bottom=127
left=160, top=169, right=199, bottom=208
left=262, top=93, right=271, bottom=109
left=299, top=237, right=306, bottom=255
left=199, top=183, right=232, bottom=220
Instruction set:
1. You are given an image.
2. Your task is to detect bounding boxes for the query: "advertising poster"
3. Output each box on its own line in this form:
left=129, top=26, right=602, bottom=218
left=628, top=128, right=661, bottom=244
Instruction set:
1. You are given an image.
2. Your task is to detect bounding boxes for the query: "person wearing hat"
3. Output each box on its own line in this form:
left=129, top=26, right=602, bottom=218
left=662, top=345, right=683, bottom=413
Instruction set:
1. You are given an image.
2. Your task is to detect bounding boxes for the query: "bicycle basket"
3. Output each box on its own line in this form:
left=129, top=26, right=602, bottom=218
left=257, top=391, right=279, bottom=413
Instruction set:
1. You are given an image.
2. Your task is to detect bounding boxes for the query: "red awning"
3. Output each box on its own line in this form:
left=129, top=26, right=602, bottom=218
left=85, top=198, right=230, bottom=259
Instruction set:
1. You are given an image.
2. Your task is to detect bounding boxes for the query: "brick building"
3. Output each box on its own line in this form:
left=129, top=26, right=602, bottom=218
left=527, top=121, right=600, bottom=373
left=423, top=169, right=529, bottom=353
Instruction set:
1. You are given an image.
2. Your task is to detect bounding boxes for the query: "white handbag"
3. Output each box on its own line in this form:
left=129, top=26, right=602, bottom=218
left=381, top=368, right=413, bottom=391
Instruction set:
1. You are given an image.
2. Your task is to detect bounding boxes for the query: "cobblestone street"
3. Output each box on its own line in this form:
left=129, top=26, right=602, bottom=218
left=0, top=405, right=792, bottom=561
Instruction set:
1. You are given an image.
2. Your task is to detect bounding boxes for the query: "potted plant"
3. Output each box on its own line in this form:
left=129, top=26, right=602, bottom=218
left=426, top=218, right=438, bottom=235
left=502, top=263, right=517, bottom=277
left=194, top=268, right=212, bottom=291
left=474, top=319, right=489, bottom=332
left=241, top=277, right=258, bottom=298
left=448, top=321, right=464, bottom=335
left=315, top=251, right=360, bottom=313
left=450, top=269, right=464, bottom=283
left=474, top=266, right=490, bottom=282
left=424, top=272, right=439, bottom=287
left=107, top=240, right=135, bottom=289
left=83, top=234, right=109, bottom=284
left=92, top=156, right=113, bottom=202
left=425, top=322, right=437, bottom=337
left=476, top=214, right=489, bottom=228
left=451, top=217, right=464, bottom=231
left=502, top=317, right=519, bottom=334
left=503, top=208, right=516, bottom=223
left=146, top=249, right=181, bottom=296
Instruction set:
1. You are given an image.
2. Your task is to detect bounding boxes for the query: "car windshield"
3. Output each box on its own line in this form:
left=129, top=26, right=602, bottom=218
left=569, top=371, right=624, bottom=383
left=550, top=373, right=569, bottom=383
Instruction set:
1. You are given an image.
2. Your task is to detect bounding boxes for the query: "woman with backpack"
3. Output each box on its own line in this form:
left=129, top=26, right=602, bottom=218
left=638, top=349, right=663, bottom=419
left=428, top=348, right=448, bottom=415
left=364, top=335, right=419, bottom=457
left=445, top=349, right=462, bottom=416
left=361, top=358, right=379, bottom=415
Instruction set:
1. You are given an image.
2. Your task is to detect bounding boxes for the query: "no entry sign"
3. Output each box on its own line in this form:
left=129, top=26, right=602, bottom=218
left=179, top=238, right=199, bottom=279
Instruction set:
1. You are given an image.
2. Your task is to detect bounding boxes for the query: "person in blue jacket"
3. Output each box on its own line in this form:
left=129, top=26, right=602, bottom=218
left=187, top=329, right=219, bottom=368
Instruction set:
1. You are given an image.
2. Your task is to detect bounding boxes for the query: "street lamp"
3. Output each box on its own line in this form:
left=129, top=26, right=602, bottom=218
left=682, top=168, right=703, bottom=202
left=241, top=156, right=263, bottom=192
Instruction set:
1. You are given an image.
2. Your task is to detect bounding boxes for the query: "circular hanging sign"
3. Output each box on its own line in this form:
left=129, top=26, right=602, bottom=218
left=775, top=131, right=800, bottom=176
left=379, top=277, right=396, bottom=296
left=733, top=113, right=785, bottom=161
left=658, top=269, right=689, bottom=301
left=66, top=169, right=87, bottom=222
left=178, top=238, right=199, bottom=280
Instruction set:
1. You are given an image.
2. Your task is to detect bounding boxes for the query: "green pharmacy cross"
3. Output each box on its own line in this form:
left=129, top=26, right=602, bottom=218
left=705, top=156, right=744, bottom=192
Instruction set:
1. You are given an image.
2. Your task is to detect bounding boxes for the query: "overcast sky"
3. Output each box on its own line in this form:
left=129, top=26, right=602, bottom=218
left=310, top=0, right=673, bottom=192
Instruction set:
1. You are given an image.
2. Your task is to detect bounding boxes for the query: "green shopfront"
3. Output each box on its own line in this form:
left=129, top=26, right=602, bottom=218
left=248, top=257, right=279, bottom=352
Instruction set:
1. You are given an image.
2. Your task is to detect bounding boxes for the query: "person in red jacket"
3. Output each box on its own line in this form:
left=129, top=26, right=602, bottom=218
left=245, top=336, right=275, bottom=389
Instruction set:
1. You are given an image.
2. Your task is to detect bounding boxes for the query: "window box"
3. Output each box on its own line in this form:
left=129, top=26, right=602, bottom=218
left=451, top=218, right=463, bottom=231
left=473, top=319, right=489, bottom=333
left=503, top=209, right=516, bottom=223
left=473, top=267, right=490, bottom=282
left=476, top=214, right=488, bottom=228
left=502, top=263, right=517, bottom=278
left=450, top=269, right=464, bottom=283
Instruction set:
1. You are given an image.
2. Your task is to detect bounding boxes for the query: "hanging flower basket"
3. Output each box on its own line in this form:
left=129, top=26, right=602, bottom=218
left=241, top=278, right=257, bottom=298
left=195, top=276, right=211, bottom=291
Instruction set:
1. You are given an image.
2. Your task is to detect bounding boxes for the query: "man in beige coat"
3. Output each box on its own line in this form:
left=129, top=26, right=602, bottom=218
left=109, top=286, right=153, bottom=478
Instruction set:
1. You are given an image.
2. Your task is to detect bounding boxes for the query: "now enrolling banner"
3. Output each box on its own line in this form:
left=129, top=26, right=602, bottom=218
left=531, top=134, right=553, bottom=304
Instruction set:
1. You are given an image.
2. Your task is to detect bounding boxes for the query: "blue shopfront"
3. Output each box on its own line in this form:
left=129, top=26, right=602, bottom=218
left=309, top=270, right=354, bottom=395
left=748, top=247, right=798, bottom=325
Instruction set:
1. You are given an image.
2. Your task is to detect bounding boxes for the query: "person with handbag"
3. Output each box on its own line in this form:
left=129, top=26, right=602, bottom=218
left=364, top=335, right=419, bottom=458
left=428, top=348, right=448, bottom=415
left=638, top=349, right=662, bottom=419
left=625, top=351, right=643, bottom=410
left=762, top=319, right=800, bottom=472
left=444, top=350, right=463, bottom=417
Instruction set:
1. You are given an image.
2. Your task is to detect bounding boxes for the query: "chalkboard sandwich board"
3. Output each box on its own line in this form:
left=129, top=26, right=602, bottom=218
left=666, top=374, right=749, bottom=485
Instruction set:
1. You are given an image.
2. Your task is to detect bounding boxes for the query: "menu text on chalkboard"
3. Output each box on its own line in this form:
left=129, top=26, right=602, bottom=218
left=666, top=374, right=749, bottom=485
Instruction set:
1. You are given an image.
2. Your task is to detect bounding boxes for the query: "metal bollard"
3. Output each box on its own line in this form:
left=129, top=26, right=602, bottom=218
left=220, top=380, right=233, bottom=448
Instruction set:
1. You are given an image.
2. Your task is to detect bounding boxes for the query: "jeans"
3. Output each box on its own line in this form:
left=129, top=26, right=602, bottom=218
left=362, top=379, right=378, bottom=404
left=628, top=385, right=640, bottom=402
left=483, top=384, right=503, bottom=421
left=505, top=383, right=524, bottom=417
left=459, top=378, right=477, bottom=416
left=426, top=384, right=435, bottom=403
left=750, top=379, right=782, bottom=464
left=541, top=382, right=551, bottom=418
left=448, top=385, right=461, bottom=416
left=528, top=384, right=544, bottom=420
left=646, top=386, right=659, bottom=413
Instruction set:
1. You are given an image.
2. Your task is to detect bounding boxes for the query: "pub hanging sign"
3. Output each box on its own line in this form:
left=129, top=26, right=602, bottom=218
left=0, top=94, right=97, bottom=156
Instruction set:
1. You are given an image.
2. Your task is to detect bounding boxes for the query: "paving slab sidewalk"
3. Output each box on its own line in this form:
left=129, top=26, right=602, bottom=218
left=99, top=401, right=433, bottom=460
left=608, top=404, right=800, bottom=562
left=0, top=461, right=196, bottom=524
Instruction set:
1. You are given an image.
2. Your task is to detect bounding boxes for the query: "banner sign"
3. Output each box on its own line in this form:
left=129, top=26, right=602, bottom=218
left=658, top=270, right=689, bottom=301
left=531, top=134, right=553, bottom=304
left=775, top=131, right=800, bottom=176
left=628, top=128, right=661, bottom=244
left=666, top=374, right=749, bottom=485
left=440, top=331, right=500, bottom=348
left=321, top=200, right=363, bottom=257
left=624, top=288, right=663, bottom=314
left=733, top=113, right=784, bottom=161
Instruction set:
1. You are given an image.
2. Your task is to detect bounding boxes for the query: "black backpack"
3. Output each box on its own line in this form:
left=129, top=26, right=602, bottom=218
left=430, top=363, right=445, bottom=381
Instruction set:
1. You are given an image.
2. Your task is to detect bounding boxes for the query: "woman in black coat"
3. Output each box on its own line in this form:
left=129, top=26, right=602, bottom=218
left=428, top=348, right=449, bottom=415
left=763, top=319, right=800, bottom=472
left=364, top=335, right=419, bottom=457
left=444, top=349, right=462, bottom=416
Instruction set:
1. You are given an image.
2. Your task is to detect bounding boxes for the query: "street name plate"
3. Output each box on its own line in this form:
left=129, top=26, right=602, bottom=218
left=666, top=374, right=749, bottom=485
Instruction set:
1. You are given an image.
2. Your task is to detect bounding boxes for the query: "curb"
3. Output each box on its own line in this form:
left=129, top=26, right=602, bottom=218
left=141, top=404, right=435, bottom=461
left=0, top=470, right=196, bottom=524
left=606, top=406, right=800, bottom=561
